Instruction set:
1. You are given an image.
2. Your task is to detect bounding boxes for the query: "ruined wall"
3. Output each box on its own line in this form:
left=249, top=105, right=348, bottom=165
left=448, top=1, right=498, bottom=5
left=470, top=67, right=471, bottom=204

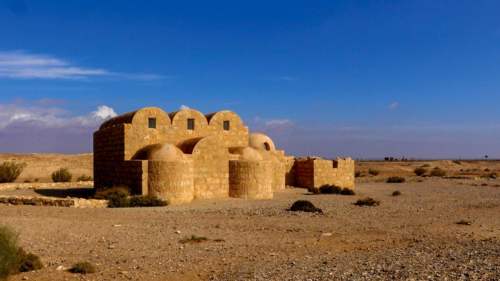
left=293, top=157, right=355, bottom=189
left=229, top=160, right=273, bottom=199
left=148, top=160, right=194, bottom=204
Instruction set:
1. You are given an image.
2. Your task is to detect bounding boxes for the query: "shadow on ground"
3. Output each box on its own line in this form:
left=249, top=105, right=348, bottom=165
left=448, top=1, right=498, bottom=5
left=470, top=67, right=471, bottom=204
left=34, top=188, right=95, bottom=199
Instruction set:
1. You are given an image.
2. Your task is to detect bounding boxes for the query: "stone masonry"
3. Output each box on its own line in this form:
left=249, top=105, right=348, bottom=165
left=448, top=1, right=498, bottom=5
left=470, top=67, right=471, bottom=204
left=94, top=107, right=355, bottom=204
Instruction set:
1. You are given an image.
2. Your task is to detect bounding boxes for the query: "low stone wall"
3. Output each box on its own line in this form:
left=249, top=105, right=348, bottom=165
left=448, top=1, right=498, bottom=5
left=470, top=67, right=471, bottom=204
left=0, top=195, right=107, bottom=208
left=0, top=181, right=94, bottom=191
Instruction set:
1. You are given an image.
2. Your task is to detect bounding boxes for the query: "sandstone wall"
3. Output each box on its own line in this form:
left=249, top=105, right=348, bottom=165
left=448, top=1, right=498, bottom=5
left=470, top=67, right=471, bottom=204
left=293, top=158, right=355, bottom=189
left=148, top=160, right=194, bottom=204
left=191, top=136, right=229, bottom=199
left=229, top=160, right=273, bottom=199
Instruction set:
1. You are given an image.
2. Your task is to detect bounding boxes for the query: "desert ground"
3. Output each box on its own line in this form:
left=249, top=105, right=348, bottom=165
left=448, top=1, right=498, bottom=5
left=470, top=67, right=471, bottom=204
left=0, top=154, right=499, bottom=280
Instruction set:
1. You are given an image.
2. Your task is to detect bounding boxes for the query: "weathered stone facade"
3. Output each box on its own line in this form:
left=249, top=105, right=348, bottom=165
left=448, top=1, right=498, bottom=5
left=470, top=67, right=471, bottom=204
left=94, top=107, right=355, bottom=204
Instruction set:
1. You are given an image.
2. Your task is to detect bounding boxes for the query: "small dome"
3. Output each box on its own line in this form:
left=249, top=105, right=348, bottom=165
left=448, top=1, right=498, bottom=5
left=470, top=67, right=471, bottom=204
left=249, top=133, right=276, bottom=151
left=231, top=147, right=263, bottom=161
left=133, top=143, right=184, bottom=161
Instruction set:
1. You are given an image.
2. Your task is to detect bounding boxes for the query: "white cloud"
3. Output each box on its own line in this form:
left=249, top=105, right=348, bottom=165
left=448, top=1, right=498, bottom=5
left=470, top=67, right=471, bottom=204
left=0, top=102, right=117, bottom=130
left=179, top=105, right=190, bottom=110
left=388, top=101, right=400, bottom=110
left=92, top=105, right=117, bottom=120
left=0, top=50, right=163, bottom=80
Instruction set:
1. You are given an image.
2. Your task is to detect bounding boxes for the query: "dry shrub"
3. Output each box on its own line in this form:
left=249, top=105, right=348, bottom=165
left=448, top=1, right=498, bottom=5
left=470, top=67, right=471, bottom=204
left=0, top=226, right=42, bottom=280
left=0, top=226, right=18, bottom=279
left=319, top=185, right=342, bottom=194
left=392, top=190, right=402, bottom=196
left=354, top=197, right=380, bottom=207
left=340, top=188, right=355, bottom=195
left=16, top=248, right=43, bottom=273
left=355, top=171, right=362, bottom=177
left=414, top=167, right=427, bottom=176
left=95, top=187, right=167, bottom=208
left=129, top=195, right=168, bottom=207
left=289, top=200, right=323, bottom=213
left=179, top=235, right=209, bottom=244
left=0, top=162, right=26, bottom=183
left=368, top=169, right=380, bottom=176
left=387, top=176, right=405, bottom=183
left=51, top=168, right=72, bottom=182
left=430, top=167, right=446, bottom=177
left=69, top=262, right=96, bottom=274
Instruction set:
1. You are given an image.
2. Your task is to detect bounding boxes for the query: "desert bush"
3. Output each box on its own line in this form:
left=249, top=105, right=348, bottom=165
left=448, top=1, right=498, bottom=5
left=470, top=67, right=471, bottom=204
left=96, top=188, right=167, bottom=208
left=69, top=261, right=96, bottom=274
left=289, top=200, right=323, bottom=213
left=51, top=168, right=72, bottom=182
left=0, top=162, right=26, bottom=183
left=77, top=175, right=93, bottom=181
left=129, top=195, right=168, bottom=207
left=179, top=235, right=209, bottom=244
left=354, top=197, right=380, bottom=207
left=453, top=160, right=462, bottom=165
left=392, top=190, right=401, bottom=196
left=0, top=226, right=42, bottom=280
left=319, top=185, right=342, bottom=194
left=16, top=248, right=43, bottom=273
left=104, top=189, right=130, bottom=208
left=430, top=167, right=446, bottom=177
left=387, top=176, right=406, bottom=183
left=414, top=167, right=427, bottom=176
left=0, top=226, right=19, bottom=279
left=368, top=169, right=380, bottom=176
left=421, top=164, right=431, bottom=168
left=340, top=188, right=355, bottom=195
left=355, top=171, right=362, bottom=177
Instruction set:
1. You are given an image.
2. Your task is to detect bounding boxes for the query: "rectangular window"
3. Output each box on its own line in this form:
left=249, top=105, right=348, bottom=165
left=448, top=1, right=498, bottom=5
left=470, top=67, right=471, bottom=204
left=223, top=120, right=230, bottom=131
left=187, top=118, right=195, bottom=130
left=148, top=118, right=156, bottom=129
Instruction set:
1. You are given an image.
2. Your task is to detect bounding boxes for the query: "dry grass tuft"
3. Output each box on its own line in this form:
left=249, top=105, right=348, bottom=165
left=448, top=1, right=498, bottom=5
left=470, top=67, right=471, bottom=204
left=387, top=176, right=405, bottom=183
left=69, top=262, right=96, bottom=274
left=354, top=197, right=380, bottom=207
left=51, top=168, right=72, bottom=182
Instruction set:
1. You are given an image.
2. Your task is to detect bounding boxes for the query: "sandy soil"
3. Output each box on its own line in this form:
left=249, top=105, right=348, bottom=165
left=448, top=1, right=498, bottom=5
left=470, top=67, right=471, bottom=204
left=1, top=178, right=499, bottom=280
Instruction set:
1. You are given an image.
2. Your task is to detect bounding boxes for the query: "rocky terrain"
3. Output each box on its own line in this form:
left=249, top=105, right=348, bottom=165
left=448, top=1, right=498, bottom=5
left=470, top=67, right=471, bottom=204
left=0, top=177, right=499, bottom=280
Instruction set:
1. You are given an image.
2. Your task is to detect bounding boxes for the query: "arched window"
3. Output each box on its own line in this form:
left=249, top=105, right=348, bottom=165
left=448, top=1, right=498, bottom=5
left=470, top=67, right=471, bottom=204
left=264, top=142, right=271, bottom=151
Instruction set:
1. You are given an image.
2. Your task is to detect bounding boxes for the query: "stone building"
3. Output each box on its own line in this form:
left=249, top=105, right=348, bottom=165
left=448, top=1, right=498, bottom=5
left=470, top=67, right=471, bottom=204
left=94, top=107, right=354, bottom=204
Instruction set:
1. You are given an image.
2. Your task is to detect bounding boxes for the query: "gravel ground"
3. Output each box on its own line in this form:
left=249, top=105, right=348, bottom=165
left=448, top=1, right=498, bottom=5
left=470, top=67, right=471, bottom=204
left=0, top=179, right=499, bottom=281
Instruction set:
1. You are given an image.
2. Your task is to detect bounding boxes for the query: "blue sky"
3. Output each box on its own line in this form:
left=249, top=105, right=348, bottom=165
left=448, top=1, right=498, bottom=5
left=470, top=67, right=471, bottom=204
left=1, top=0, right=499, bottom=159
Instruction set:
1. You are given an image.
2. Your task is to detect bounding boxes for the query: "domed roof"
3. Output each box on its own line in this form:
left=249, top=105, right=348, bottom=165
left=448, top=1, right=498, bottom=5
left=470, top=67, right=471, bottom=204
left=133, top=143, right=184, bottom=161
left=249, top=133, right=276, bottom=151
left=231, top=147, right=263, bottom=161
